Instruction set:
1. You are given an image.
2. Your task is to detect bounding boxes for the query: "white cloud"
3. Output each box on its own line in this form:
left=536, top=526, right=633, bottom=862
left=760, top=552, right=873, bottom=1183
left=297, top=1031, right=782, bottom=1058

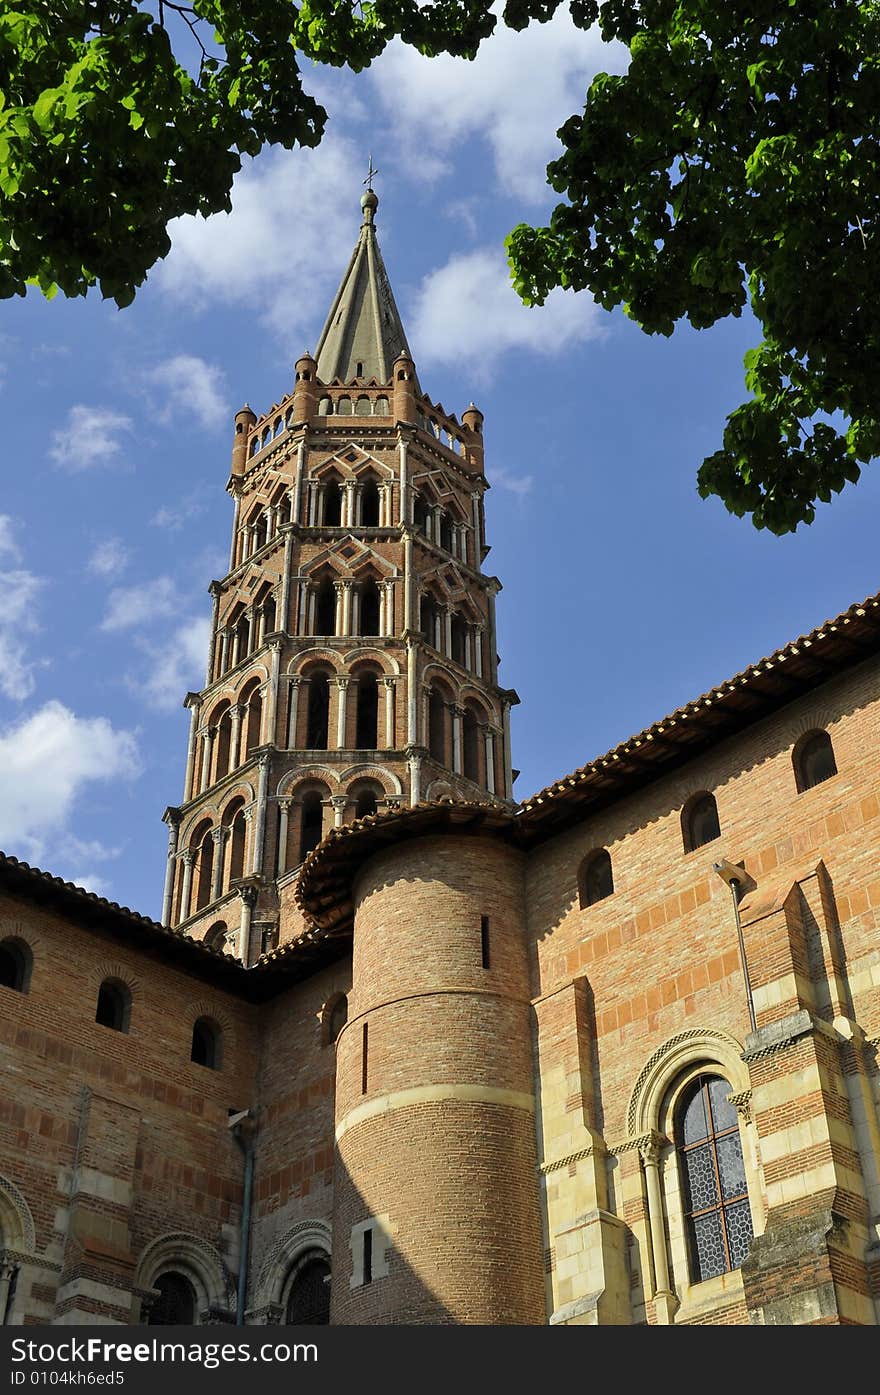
left=154, top=135, right=363, bottom=345
left=490, top=467, right=534, bottom=498
left=137, top=616, right=212, bottom=711
left=369, top=13, right=626, bottom=204
left=0, top=701, right=140, bottom=863
left=49, top=405, right=133, bottom=473
left=88, top=538, right=130, bottom=578
left=0, top=515, right=21, bottom=562
left=151, top=492, right=207, bottom=531
left=0, top=566, right=45, bottom=699
left=145, top=354, right=229, bottom=432
left=409, top=246, right=603, bottom=378
left=65, top=871, right=113, bottom=897
left=100, top=576, right=177, bottom=633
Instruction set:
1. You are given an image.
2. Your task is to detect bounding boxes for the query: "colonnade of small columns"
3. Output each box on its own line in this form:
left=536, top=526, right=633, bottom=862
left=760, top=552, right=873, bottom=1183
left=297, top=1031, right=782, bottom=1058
left=234, top=495, right=292, bottom=567
left=213, top=597, right=277, bottom=681
left=297, top=576, right=397, bottom=638
left=305, top=477, right=394, bottom=528
left=415, top=504, right=471, bottom=566
left=421, top=600, right=485, bottom=677
left=285, top=671, right=397, bottom=751
left=274, top=785, right=398, bottom=878
left=423, top=687, right=501, bottom=794
left=169, top=801, right=255, bottom=927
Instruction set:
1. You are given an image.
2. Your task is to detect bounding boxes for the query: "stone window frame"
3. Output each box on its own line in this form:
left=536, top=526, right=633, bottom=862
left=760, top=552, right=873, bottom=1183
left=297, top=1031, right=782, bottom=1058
left=349, top=1215, right=395, bottom=1290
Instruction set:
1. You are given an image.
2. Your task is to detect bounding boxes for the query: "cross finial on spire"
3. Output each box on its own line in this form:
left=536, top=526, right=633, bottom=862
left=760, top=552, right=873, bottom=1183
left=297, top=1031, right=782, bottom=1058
left=364, top=155, right=379, bottom=192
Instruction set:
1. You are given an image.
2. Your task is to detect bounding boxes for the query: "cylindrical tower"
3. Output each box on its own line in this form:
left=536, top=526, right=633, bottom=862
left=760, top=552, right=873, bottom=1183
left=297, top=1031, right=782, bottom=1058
left=292, top=352, right=318, bottom=424
left=326, top=826, right=545, bottom=1324
left=231, top=403, right=256, bottom=476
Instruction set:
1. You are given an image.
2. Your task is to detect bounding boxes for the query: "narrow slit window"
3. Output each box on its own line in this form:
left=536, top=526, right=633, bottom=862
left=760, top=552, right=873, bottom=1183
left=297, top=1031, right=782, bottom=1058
left=363, top=1228, right=373, bottom=1285
left=361, top=1022, right=369, bottom=1094
left=480, top=915, right=490, bottom=969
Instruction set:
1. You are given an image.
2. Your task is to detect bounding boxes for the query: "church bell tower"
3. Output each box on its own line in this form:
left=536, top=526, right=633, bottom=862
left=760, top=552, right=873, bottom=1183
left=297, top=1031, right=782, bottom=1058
left=161, top=188, right=518, bottom=961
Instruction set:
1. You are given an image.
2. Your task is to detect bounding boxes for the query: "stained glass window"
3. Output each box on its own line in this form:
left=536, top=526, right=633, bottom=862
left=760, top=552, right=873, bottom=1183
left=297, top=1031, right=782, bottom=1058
left=677, top=1074, right=753, bottom=1283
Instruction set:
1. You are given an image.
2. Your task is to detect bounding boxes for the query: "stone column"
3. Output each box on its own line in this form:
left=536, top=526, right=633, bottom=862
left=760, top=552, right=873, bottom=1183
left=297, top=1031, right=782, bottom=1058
left=473, top=624, right=484, bottom=679
left=267, top=640, right=281, bottom=745
left=335, top=677, right=351, bottom=749
left=443, top=606, right=453, bottom=656
left=342, top=582, right=353, bottom=636
left=350, top=586, right=361, bottom=638
left=210, top=827, right=226, bottom=901
left=199, top=727, right=213, bottom=793
left=639, top=1135, right=677, bottom=1324
left=292, top=441, right=305, bottom=525
left=179, top=851, right=195, bottom=924
left=267, top=504, right=278, bottom=541
left=432, top=505, right=443, bottom=542
left=407, top=747, right=422, bottom=807
left=484, top=728, right=497, bottom=796
left=380, top=482, right=392, bottom=526
left=257, top=605, right=267, bottom=648
left=229, top=491, right=242, bottom=572
left=276, top=799, right=291, bottom=876
left=231, top=625, right=241, bottom=669
left=307, top=481, right=318, bottom=527
left=403, top=530, right=414, bottom=632
left=384, top=581, right=396, bottom=636
left=286, top=677, right=302, bottom=748
left=252, top=754, right=270, bottom=877
left=279, top=534, right=292, bottom=634
left=183, top=695, right=200, bottom=802
left=407, top=639, right=418, bottom=746
left=219, top=628, right=230, bottom=676
left=207, top=581, right=221, bottom=686
left=383, top=677, right=396, bottom=748
left=0, top=1258, right=18, bottom=1325
left=452, top=705, right=464, bottom=775
left=297, top=578, right=311, bottom=635
left=229, top=704, right=243, bottom=771
left=307, top=586, right=317, bottom=635
left=331, top=794, right=347, bottom=828
left=502, top=699, right=514, bottom=800
left=334, top=581, right=345, bottom=636
left=398, top=436, right=409, bottom=525
left=161, top=811, right=180, bottom=926
left=246, top=608, right=256, bottom=655
left=343, top=481, right=357, bottom=528
left=237, top=885, right=257, bottom=965
left=464, top=627, right=473, bottom=672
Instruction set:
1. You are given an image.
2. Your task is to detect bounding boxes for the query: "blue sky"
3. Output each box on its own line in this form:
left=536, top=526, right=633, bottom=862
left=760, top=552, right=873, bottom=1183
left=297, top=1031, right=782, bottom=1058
left=3, top=12, right=880, bottom=919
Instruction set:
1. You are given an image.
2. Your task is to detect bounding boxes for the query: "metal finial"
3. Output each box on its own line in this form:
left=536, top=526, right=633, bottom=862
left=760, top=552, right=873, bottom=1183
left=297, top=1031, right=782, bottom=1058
left=364, top=155, right=379, bottom=192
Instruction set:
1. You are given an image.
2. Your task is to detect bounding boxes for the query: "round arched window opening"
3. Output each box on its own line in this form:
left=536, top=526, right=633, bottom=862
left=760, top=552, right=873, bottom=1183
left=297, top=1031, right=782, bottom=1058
left=794, top=729, right=837, bottom=793
left=285, top=1254, right=330, bottom=1325
left=0, top=937, right=32, bottom=993
left=95, top=978, right=132, bottom=1033
left=191, top=1017, right=222, bottom=1071
left=579, top=849, right=614, bottom=908
left=683, top=792, right=721, bottom=853
left=675, top=1073, right=754, bottom=1283
left=147, top=1272, right=197, bottom=1326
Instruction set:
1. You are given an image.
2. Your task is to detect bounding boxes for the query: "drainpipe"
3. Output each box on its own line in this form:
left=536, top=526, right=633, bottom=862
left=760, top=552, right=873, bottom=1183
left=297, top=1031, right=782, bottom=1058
left=713, top=859, right=756, bottom=1032
left=228, top=1109, right=258, bottom=1326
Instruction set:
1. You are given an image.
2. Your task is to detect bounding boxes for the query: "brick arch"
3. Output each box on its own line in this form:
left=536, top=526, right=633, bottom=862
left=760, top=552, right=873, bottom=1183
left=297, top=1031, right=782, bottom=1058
left=253, top=1219, right=332, bottom=1309
left=205, top=696, right=232, bottom=726
left=135, top=1231, right=234, bottom=1320
left=84, top=959, right=141, bottom=1000
left=289, top=648, right=344, bottom=676
left=339, top=763, right=403, bottom=796
left=459, top=689, right=493, bottom=721
left=627, top=1027, right=748, bottom=1138
left=276, top=765, right=339, bottom=798
left=218, top=784, right=256, bottom=821
left=421, top=662, right=463, bottom=699
left=342, top=646, right=401, bottom=675
left=187, top=999, right=236, bottom=1057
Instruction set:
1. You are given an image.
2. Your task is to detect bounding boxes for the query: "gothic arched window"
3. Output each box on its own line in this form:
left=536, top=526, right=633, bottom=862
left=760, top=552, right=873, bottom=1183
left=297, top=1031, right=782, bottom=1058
left=793, top=729, right=837, bottom=793
left=676, top=1074, right=754, bottom=1283
left=579, top=849, right=613, bottom=907
left=148, top=1272, right=197, bottom=1326
left=683, top=792, right=721, bottom=853
left=96, top=978, right=131, bottom=1033
left=285, top=1255, right=330, bottom=1325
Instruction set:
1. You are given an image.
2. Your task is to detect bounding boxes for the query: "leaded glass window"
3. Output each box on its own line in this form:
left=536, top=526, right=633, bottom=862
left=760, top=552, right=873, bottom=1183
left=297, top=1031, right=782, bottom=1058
left=677, top=1074, right=753, bottom=1283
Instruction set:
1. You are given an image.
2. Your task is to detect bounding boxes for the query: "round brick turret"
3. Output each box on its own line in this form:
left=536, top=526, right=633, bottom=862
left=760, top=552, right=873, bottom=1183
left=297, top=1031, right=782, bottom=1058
left=392, top=352, right=417, bottom=425
left=461, top=402, right=484, bottom=472
left=292, top=352, right=318, bottom=424
left=231, top=404, right=256, bottom=476
left=330, top=832, right=546, bottom=1324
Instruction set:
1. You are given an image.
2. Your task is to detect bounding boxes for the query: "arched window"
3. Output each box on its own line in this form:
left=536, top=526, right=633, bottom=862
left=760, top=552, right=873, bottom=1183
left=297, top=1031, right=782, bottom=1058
left=214, top=706, right=232, bottom=782
left=314, top=577, right=336, bottom=635
left=420, top=594, right=438, bottom=646
left=95, top=978, right=131, bottom=1033
left=439, top=514, right=453, bottom=553
left=0, top=937, right=32, bottom=993
left=683, top=792, right=721, bottom=853
left=355, top=395, right=371, bottom=417
left=194, top=822, right=214, bottom=912
left=299, top=790, right=325, bottom=862
left=191, top=1017, right=222, bottom=1070
left=361, top=478, right=380, bottom=526
left=355, top=671, right=379, bottom=748
left=285, top=1254, right=330, bottom=1325
left=450, top=614, right=467, bottom=667
left=428, top=688, right=447, bottom=765
left=676, top=1074, right=753, bottom=1283
left=318, top=396, right=332, bottom=416
left=148, top=1272, right=197, bottom=1326
left=353, top=788, right=378, bottom=820
left=579, top=849, right=614, bottom=907
left=337, top=396, right=352, bottom=416
left=360, top=580, right=380, bottom=637
left=794, top=729, right=837, bottom=793
left=244, top=686, right=263, bottom=758
left=323, top=479, right=342, bottom=526
left=413, top=495, right=430, bottom=535
left=463, top=706, right=481, bottom=784
left=375, top=396, right=389, bottom=415
left=306, top=672, right=330, bottom=749
left=326, top=994, right=348, bottom=1045
left=262, top=596, right=276, bottom=636
left=227, top=802, right=247, bottom=884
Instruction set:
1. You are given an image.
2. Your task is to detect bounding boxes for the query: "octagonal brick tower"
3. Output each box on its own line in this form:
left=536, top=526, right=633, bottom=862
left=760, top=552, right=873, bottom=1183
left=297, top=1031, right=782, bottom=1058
left=161, top=189, right=519, bottom=962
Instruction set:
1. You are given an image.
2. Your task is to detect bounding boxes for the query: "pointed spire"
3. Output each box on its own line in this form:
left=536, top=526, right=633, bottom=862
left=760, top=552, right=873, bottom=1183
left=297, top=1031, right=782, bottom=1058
left=315, top=187, right=413, bottom=386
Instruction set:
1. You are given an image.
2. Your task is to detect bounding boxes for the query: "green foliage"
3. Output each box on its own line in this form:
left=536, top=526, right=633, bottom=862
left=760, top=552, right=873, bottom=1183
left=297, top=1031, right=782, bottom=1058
left=3, top=0, right=879, bottom=531
left=506, top=0, right=880, bottom=532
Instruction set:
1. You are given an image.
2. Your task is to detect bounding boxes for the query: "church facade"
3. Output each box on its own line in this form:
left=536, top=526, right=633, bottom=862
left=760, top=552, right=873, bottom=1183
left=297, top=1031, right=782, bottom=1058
left=1, top=191, right=880, bottom=1326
